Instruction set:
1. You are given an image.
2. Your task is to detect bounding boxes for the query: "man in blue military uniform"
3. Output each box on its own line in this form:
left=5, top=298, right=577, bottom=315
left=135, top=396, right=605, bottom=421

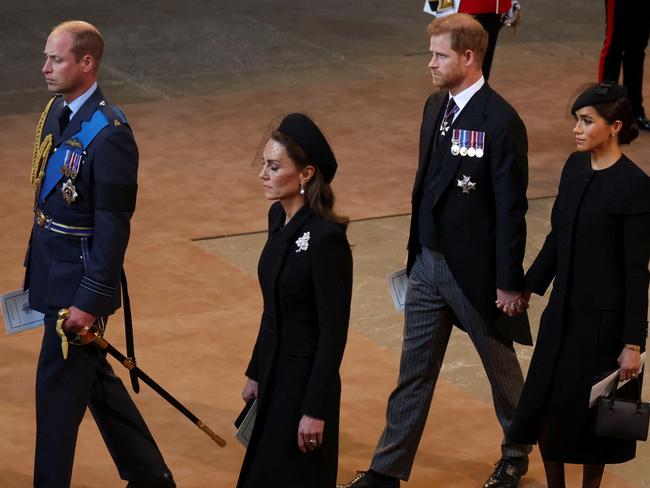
left=24, top=20, right=175, bottom=487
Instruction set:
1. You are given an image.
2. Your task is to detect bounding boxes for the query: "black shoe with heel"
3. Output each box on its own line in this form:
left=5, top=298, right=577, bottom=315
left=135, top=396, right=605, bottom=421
left=126, top=471, right=176, bottom=488
left=336, top=470, right=400, bottom=488
left=482, top=456, right=528, bottom=488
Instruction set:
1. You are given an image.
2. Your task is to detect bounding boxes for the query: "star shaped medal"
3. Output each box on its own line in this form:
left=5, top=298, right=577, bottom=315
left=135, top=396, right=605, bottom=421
left=61, top=179, right=79, bottom=204
left=457, top=175, right=476, bottom=194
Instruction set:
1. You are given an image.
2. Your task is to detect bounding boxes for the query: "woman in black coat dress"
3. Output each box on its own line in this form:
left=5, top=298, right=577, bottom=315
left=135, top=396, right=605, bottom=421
left=509, top=83, right=650, bottom=488
left=237, top=113, right=353, bottom=488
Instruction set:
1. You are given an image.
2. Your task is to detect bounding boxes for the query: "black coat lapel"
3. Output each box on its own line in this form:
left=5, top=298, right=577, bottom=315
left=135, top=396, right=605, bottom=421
left=432, top=84, right=491, bottom=208
left=552, top=156, right=594, bottom=309
left=562, top=157, right=595, bottom=243
left=54, top=87, right=104, bottom=146
left=412, top=92, right=447, bottom=200
left=265, top=205, right=313, bottom=324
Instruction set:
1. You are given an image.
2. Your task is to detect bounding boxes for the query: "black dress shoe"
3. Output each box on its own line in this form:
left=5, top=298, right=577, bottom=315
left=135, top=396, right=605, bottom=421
left=126, top=471, right=176, bottom=488
left=636, top=115, right=650, bottom=131
left=336, top=470, right=400, bottom=488
left=482, top=457, right=528, bottom=488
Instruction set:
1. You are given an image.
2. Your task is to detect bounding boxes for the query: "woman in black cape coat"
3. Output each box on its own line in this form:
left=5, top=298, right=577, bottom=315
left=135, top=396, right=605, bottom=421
left=509, top=84, right=650, bottom=488
left=237, top=113, right=353, bottom=488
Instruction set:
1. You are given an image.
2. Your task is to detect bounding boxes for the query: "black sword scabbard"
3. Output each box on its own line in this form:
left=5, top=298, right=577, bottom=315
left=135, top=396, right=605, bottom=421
left=93, top=335, right=226, bottom=447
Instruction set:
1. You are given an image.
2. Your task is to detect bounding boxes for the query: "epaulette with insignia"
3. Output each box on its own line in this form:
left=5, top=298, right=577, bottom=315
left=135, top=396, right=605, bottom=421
left=98, top=100, right=129, bottom=127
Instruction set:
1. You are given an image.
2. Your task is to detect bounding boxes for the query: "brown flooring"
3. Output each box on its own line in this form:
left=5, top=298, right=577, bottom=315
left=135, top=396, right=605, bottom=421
left=1, top=44, right=649, bottom=488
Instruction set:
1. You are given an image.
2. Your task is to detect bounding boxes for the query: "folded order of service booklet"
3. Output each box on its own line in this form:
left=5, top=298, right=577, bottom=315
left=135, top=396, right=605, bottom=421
left=235, top=399, right=257, bottom=447
left=1, top=289, right=44, bottom=335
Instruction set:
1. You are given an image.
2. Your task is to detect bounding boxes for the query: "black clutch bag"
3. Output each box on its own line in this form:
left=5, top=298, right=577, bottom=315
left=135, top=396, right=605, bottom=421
left=595, top=377, right=650, bottom=441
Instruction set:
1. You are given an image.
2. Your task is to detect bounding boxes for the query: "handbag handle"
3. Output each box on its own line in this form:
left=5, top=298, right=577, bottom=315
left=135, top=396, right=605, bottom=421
left=606, top=376, right=644, bottom=413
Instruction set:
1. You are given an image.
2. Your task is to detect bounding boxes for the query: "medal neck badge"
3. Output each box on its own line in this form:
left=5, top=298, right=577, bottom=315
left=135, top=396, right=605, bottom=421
left=439, top=97, right=459, bottom=136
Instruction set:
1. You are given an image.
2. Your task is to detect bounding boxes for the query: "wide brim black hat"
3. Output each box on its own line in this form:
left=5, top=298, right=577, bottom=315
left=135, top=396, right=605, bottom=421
left=277, top=113, right=338, bottom=184
left=571, top=82, right=628, bottom=115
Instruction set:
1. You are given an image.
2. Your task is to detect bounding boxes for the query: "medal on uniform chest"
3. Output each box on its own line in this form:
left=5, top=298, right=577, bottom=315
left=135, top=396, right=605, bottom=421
left=59, top=140, right=84, bottom=205
left=459, top=130, right=469, bottom=157
left=61, top=179, right=78, bottom=204
left=475, top=131, right=485, bottom=158
left=450, top=129, right=460, bottom=156
left=457, top=174, right=477, bottom=194
left=467, top=131, right=476, bottom=158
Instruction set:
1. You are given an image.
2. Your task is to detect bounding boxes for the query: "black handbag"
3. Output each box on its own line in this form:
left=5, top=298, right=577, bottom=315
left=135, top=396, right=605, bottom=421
left=595, top=377, right=650, bottom=441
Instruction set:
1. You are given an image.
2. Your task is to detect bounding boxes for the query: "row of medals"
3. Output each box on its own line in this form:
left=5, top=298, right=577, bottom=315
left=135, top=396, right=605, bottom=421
left=60, top=147, right=83, bottom=205
left=450, top=129, right=485, bottom=158
left=451, top=142, right=484, bottom=158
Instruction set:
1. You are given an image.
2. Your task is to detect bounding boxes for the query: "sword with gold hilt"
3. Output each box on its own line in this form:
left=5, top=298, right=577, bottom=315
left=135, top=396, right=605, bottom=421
left=55, top=309, right=226, bottom=447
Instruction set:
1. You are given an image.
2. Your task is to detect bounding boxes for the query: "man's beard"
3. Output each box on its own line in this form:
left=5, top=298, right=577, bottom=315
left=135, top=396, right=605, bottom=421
left=432, top=69, right=464, bottom=90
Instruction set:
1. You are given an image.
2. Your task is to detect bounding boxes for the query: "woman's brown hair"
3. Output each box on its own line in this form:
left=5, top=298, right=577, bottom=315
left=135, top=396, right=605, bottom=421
left=270, top=130, right=349, bottom=229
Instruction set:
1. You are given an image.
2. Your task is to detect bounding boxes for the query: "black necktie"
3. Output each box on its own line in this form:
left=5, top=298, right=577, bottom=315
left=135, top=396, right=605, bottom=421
left=439, top=97, right=459, bottom=136
left=59, top=105, right=72, bottom=134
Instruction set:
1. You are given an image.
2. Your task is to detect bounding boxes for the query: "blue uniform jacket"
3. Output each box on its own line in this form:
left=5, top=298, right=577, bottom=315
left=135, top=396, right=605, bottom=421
left=24, top=87, right=138, bottom=318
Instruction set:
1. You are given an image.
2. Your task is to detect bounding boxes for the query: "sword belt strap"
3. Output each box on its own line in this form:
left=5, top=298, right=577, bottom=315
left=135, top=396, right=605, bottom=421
left=121, top=270, right=140, bottom=393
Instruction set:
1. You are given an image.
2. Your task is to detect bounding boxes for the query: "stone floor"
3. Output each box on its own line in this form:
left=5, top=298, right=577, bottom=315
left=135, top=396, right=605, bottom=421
left=1, top=1, right=649, bottom=487
left=198, top=200, right=650, bottom=486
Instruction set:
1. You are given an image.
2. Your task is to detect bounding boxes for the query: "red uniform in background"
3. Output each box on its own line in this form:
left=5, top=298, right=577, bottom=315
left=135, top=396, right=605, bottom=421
left=599, top=0, right=650, bottom=130
left=459, top=0, right=511, bottom=14
left=459, top=1, right=513, bottom=80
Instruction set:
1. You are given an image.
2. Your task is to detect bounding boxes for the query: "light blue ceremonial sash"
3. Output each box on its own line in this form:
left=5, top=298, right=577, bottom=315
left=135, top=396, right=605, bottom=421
left=38, top=109, right=110, bottom=203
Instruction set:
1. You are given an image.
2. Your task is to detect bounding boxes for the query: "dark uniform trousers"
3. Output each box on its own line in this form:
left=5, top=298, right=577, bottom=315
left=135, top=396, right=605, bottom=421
left=473, top=13, right=503, bottom=81
left=34, top=315, right=168, bottom=487
left=599, top=0, right=650, bottom=117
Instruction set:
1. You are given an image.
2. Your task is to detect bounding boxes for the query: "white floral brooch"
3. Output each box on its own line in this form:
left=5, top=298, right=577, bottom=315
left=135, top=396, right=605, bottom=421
left=295, top=232, right=310, bottom=252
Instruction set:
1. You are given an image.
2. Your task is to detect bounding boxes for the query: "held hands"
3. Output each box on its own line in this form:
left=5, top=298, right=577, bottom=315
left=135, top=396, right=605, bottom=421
left=297, top=415, right=324, bottom=453
left=495, top=289, right=530, bottom=316
left=618, top=346, right=642, bottom=382
left=62, top=306, right=97, bottom=344
left=241, top=378, right=258, bottom=402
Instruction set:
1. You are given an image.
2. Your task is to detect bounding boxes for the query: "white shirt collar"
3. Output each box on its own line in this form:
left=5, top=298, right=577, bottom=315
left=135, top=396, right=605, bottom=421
left=448, top=76, right=485, bottom=122
left=63, top=82, right=98, bottom=119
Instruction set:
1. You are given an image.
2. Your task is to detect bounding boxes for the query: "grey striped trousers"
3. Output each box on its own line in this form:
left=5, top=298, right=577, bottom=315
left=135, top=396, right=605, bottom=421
left=371, top=248, right=532, bottom=480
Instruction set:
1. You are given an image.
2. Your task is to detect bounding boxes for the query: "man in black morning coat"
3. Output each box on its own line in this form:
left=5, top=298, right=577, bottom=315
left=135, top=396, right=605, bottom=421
left=24, top=20, right=174, bottom=488
left=339, top=13, right=532, bottom=488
